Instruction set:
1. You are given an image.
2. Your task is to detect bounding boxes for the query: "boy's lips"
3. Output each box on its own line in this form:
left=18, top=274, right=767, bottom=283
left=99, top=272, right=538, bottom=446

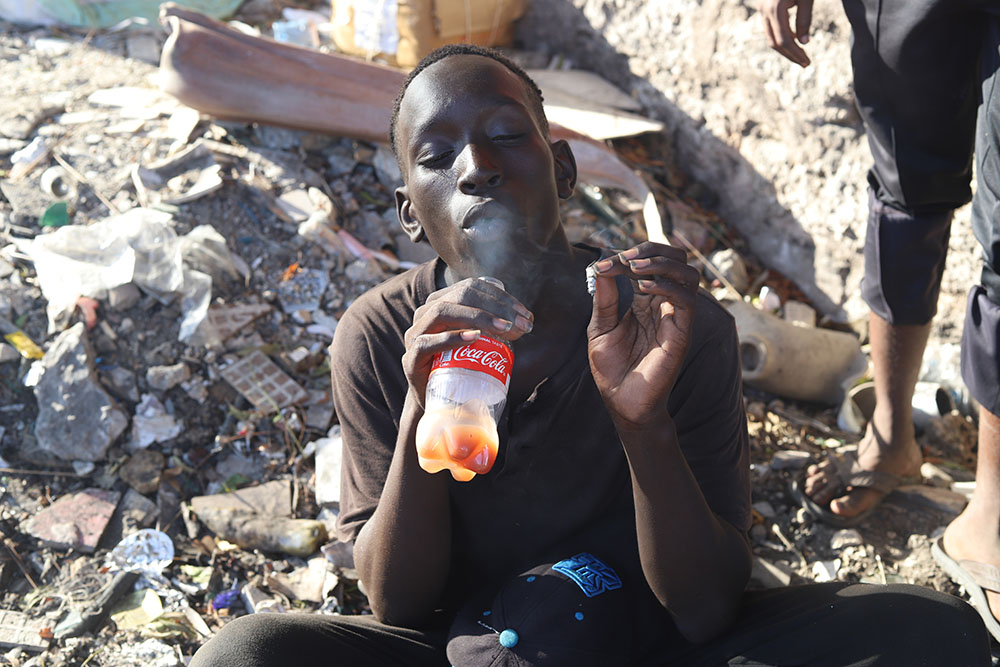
left=461, top=200, right=509, bottom=227
left=461, top=201, right=512, bottom=241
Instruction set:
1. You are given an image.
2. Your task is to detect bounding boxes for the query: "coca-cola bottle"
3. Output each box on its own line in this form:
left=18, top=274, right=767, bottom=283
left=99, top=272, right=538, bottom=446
left=415, top=281, right=513, bottom=482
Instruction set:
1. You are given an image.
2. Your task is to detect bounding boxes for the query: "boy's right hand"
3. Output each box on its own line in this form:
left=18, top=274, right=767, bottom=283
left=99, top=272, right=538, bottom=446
left=402, top=277, right=533, bottom=407
left=758, top=0, right=814, bottom=68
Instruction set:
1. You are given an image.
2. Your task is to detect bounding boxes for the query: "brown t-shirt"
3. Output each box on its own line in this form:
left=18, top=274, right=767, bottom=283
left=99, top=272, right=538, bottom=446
left=331, top=251, right=750, bottom=611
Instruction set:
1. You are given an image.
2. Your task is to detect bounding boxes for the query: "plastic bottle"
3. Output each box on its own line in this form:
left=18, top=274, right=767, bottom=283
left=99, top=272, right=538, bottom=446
left=415, top=281, right=513, bottom=482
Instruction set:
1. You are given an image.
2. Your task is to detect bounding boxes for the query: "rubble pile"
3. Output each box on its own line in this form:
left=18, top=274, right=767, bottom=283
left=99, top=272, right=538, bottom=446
left=0, top=8, right=984, bottom=666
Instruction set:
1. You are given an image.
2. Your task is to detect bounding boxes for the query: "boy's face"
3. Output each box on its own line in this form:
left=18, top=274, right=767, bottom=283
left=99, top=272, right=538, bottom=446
left=394, top=55, right=576, bottom=292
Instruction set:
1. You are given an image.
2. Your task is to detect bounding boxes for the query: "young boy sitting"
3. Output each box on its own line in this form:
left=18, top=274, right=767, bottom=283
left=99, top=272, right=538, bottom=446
left=191, top=44, right=988, bottom=666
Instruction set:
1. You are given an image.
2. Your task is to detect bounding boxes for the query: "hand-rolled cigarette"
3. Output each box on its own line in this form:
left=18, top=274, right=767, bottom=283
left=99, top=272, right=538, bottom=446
left=586, top=263, right=597, bottom=296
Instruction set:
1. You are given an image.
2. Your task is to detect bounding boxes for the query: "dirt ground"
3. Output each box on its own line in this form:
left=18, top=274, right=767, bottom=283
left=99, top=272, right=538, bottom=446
left=0, top=3, right=990, bottom=665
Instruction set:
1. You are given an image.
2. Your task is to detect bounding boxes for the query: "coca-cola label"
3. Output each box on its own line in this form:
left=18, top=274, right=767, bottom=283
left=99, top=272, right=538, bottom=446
left=431, top=335, right=513, bottom=388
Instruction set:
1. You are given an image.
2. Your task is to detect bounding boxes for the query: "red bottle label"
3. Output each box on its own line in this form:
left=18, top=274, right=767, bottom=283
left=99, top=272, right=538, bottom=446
left=431, top=335, right=513, bottom=389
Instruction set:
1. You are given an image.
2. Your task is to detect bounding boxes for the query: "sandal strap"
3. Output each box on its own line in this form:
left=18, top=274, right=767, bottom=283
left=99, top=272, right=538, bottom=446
left=827, top=451, right=906, bottom=495
left=959, top=559, right=1000, bottom=594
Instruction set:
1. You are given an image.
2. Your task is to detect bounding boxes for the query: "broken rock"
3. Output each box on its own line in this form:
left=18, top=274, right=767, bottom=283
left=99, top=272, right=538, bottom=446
left=25, top=487, right=120, bottom=553
left=33, top=323, right=128, bottom=462
left=120, top=449, right=165, bottom=494
left=146, top=362, right=190, bottom=392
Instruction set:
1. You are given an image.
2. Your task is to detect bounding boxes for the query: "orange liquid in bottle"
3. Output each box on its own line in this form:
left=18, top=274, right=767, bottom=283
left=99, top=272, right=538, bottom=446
left=415, top=400, right=499, bottom=482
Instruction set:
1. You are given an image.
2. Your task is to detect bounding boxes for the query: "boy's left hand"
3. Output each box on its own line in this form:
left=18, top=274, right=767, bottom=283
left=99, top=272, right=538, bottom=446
left=587, top=242, right=700, bottom=430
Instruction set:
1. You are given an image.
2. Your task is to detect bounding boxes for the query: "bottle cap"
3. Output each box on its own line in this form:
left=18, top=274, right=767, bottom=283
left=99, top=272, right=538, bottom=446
left=478, top=276, right=505, bottom=290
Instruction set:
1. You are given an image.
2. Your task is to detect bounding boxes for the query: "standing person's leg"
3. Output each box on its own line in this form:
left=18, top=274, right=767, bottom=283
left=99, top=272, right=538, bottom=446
left=802, top=0, right=981, bottom=523
left=188, top=612, right=450, bottom=667
left=939, top=8, right=1000, bottom=641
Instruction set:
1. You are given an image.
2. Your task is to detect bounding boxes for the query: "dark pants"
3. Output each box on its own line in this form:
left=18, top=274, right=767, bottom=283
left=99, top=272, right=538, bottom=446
left=189, top=582, right=989, bottom=666
left=844, top=0, right=1000, bottom=414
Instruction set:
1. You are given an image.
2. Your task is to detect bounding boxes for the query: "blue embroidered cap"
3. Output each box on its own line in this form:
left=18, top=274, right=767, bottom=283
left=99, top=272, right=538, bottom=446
left=446, top=554, right=632, bottom=666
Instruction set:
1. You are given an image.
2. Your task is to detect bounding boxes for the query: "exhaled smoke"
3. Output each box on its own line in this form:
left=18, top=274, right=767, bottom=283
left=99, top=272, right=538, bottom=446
left=469, top=229, right=549, bottom=307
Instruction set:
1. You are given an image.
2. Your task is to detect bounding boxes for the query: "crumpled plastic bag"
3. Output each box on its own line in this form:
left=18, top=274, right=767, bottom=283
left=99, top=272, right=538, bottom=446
left=0, top=0, right=242, bottom=29
left=14, top=207, right=243, bottom=343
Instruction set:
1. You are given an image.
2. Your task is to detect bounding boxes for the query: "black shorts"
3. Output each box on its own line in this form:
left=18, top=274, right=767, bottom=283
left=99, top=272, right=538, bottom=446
left=847, top=0, right=1000, bottom=413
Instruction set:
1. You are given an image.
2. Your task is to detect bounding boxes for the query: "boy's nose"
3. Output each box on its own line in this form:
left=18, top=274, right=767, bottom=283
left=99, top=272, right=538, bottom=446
left=457, top=144, right=502, bottom=194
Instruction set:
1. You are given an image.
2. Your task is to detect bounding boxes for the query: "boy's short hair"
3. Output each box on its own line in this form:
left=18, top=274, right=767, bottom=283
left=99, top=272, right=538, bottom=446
left=389, top=43, right=549, bottom=166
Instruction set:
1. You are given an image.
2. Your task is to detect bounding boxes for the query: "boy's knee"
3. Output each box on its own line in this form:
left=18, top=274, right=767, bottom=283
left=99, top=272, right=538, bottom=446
left=190, top=614, right=288, bottom=667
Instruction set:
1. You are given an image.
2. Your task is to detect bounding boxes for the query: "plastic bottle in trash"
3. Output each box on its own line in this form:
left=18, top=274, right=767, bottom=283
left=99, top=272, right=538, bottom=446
left=415, top=281, right=513, bottom=482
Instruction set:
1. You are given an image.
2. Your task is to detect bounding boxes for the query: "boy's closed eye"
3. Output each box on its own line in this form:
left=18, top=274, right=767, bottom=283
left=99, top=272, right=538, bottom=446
left=417, top=148, right=454, bottom=168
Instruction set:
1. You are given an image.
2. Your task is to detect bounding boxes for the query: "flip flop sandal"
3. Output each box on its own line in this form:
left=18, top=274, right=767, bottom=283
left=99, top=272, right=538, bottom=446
left=932, top=536, right=1000, bottom=643
left=790, top=450, right=920, bottom=528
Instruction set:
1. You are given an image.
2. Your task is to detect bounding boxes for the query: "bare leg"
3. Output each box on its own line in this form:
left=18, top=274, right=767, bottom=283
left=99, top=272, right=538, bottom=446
left=943, top=407, right=1000, bottom=621
left=803, top=312, right=926, bottom=518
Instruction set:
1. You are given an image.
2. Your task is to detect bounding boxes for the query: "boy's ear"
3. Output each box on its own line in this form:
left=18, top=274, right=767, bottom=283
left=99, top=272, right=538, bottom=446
left=551, top=139, right=577, bottom=200
left=395, top=186, right=426, bottom=243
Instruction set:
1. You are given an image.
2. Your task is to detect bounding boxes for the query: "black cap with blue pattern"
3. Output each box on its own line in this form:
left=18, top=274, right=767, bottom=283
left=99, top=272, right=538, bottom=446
left=446, top=553, right=633, bottom=666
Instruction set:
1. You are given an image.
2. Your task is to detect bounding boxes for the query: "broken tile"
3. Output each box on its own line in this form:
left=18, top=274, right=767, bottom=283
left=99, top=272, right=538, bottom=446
left=220, top=350, right=308, bottom=412
left=0, top=609, right=51, bottom=651
left=25, top=488, right=120, bottom=553
left=204, top=303, right=272, bottom=342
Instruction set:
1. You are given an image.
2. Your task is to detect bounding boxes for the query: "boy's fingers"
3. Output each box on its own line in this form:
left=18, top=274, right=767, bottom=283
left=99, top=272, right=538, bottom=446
left=624, top=256, right=700, bottom=289
left=588, top=274, right=621, bottom=336
left=410, top=301, right=531, bottom=345
left=406, top=330, right=481, bottom=362
left=424, top=278, right=533, bottom=325
left=795, top=0, right=814, bottom=43
left=636, top=278, right=698, bottom=311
